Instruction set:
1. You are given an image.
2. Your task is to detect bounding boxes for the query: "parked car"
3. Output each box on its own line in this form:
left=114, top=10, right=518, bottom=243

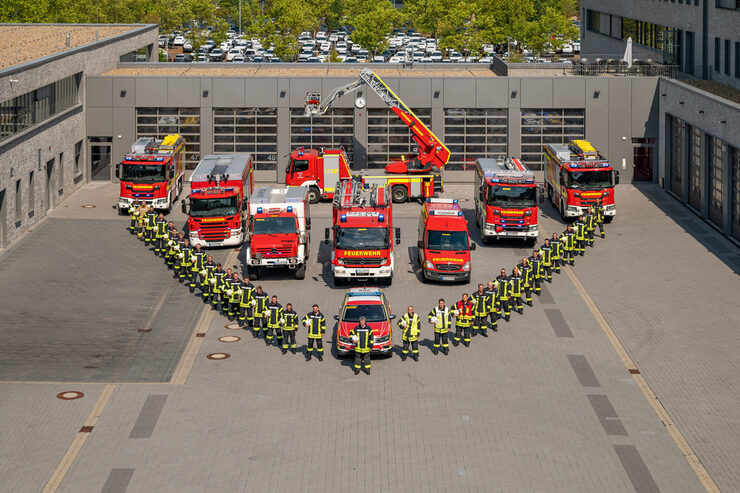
left=173, top=36, right=185, bottom=46
left=226, top=48, right=242, bottom=61
left=232, top=54, right=245, bottom=63
left=173, top=53, right=192, bottom=62
left=430, top=50, right=443, bottom=62
left=344, top=56, right=358, bottom=63
left=209, top=49, right=224, bottom=62
left=182, top=41, right=193, bottom=53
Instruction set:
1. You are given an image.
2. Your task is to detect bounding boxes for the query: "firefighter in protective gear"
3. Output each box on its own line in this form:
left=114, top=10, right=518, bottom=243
left=399, top=306, right=421, bottom=361
left=180, top=239, right=193, bottom=284
left=128, top=201, right=140, bottom=234
left=227, top=273, right=242, bottom=320
left=303, top=305, right=326, bottom=361
left=190, top=244, right=206, bottom=293
left=428, top=299, right=452, bottom=355
left=453, top=294, right=474, bottom=347
left=265, top=295, right=284, bottom=348
left=154, top=213, right=168, bottom=255
left=136, top=203, right=148, bottom=239
left=202, top=256, right=217, bottom=303
left=168, top=230, right=181, bottom=271
left=595, top=201, right=606, bottom=238
left=350, top=317, right=373, bottom=375
left=238, top=277, right=255, bottom=329
left=252, top=286, right=269, bottom=338
left=518, top=258, right=534, bottom=307
left=561, top=225, right=576, bottom=265
left=471, top=284, right=489, bottom=337
left=585, top=207, right=596, bottom=247
left=484, top=281, right=499, bottom=332
left=282, top=303, right=299, bottom=354
left=509, top=267, right=524, bottom=314
left=539, top=239, right=553, bottom=283
left=551, top=233, right=563, bottom=274
left=574, top=215, right=587, bottom=256
left=530, top=250, right=543, bottom=296
left=220, top=267, right=234, bottom=313
left=144, top=207, right=157, bottom=245
left=496, top=269, right=511, bottom=322
left=211, top=264, right=227, bottom=311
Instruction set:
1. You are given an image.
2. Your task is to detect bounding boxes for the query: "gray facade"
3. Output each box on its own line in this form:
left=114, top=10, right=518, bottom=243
left=0, top=24, right=158, bottom=248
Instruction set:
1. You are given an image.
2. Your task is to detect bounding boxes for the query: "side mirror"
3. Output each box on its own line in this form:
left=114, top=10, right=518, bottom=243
left=115, top=163, right=120, bottom=179
left=285, top=165, right=291, bottom=175
left=333, top=315, right=339, bottom=320
left=479, top=185, right=484, bottom=201
left=242, top=199, right=248, bottom=209
left=395, top=227, right=401, bottom=245
left=470, top=243, right=476, bottom=251
left=324, top=227, right=330, bottom=244
left=181, top=201, right=188, bottom=214
left=615, top=171, right=620, bottom=185
left=389, top=314, right=396, bottom=320
left=417, top=240, right=423, bottom=249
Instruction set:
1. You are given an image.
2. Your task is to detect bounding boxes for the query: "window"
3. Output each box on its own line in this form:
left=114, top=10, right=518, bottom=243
left=736, top=42, right=740, bottom=78
left=521, top=109, right=585, bottom=171
left=58, top=152, right=64, bottom=194
left=136, top=108, right=200, bottom=168
left=28, top=171, right=35, bottom=214
left=214, top=108, right=278, bottom=170
left=715, top=38, right=720, bottom=72
left=731, top=147, right=740, bottom=240
left=290, top=108, right=354, bottom=167
left=367, top=108, right=431, bottom=169
left=688, top=125, right=702, bottom=210
left=15, top=179, right=21, bottom=224
left=725, top=40, right=731, bottom=75
left=708, top=136, right=726, bottom=226
left=716, top=0, right=739, bottom=8
left=0, top=73, right=81, bottom=143
left=74, top=140, right=83, bottom=175
left=669, top=115, right=685, bottom=196
left=444, top=108, right=507, bottom=171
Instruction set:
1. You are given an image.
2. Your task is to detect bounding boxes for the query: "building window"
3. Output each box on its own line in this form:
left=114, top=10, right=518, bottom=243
left=367, top=108, right=431, bottom=169
left=290, top=108, right=354, bottom=168
left=0, top=73, right=81, bottom=143
left=715, top=38, right=720, bottom=72
left=28, top=171, right=34, bottom=214
left=444, top=108, right=507, bottom=171
left=731, top=147, right=740, bottom=240
left=736, top=42, right=740, bottom=78
left=725, top=39, right=731, bottom=75
left=136, top=108, right=201, bottom=168
left=15, top=179, right=22, bottom=225
left=688, top=125, right=702, bottom=210
left=669, top=115, right=685, bottom=196
left=521, top=109, right=585, bottom=171
left=708, top=136, right=726, bottom=226
left=74, top=140, right=83, bottom=175
left=58, top=152, right=64, bottom=194
left=214, top=108, right=278, bottom=170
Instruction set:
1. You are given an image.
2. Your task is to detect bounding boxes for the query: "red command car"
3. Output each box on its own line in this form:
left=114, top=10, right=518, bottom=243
left=334, top=288, right=395, bottom=356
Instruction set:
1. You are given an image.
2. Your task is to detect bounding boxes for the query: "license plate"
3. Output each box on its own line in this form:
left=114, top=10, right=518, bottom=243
left=441, top=276, right=455, bottom=281
left=355, top=269, right=369, bottom=275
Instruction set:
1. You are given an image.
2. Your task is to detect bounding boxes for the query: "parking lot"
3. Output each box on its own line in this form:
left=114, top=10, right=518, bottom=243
left=0, top=180, right=737, bottom=492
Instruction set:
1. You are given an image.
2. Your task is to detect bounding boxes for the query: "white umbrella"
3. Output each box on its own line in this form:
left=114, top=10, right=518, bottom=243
left=622, top=37, right=633, bottom=68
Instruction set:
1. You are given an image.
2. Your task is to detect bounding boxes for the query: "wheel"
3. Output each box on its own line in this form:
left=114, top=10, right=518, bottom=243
left=334, top=276, right=344, bottom=287
left=294, top=263, right=306, bottom=280
left=385, top=274, right=393, bottom=286
left=527, top=237, right=537, bottom=247
left=464, top=274, right=471, bottom=285
left=391, top=185, right=408, bottom=203
left=547, top=185, right=553, bottom=203
left=249, top=266, right=260, bottom=280
left=560, top=199, right=566, bottom=218
left=604, top=216, right=614, bottom=223
left=307, top=186, right=321, bottom=204
left=118, top=207, right=127, bottom=216
left=481, top=234, right=490, bottom=245
left=384, top=350, right=393, bottom=359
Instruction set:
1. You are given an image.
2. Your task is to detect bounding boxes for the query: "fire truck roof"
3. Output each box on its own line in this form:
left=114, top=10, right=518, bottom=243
left=424, top=198, right=464, bottom=216
left=190, top=154, right=253, bottom=183
left=545, top=142, right=610, bottom=168
left=333, top=180, right=390, bottom=210
left=251, top=186, right=307, bottom=205
left=476, top=157, right=535, bottom=184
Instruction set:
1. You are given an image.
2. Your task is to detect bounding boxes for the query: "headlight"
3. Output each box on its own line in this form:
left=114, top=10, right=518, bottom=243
left=288, top=258, right=296, bottom=264
left=338, top=335, right=353, bottom=343
left=336, top=257, right=344, bottom=265
left=424, top=260, right=434, bottom=269
left=462, top=262, right=471, bottom=272
left=375, top=335, right=390, bottom=344
left=492, top=209, right=501, bottom=216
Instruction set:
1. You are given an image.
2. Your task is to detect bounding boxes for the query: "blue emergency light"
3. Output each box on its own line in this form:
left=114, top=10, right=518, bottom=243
left=287, top=206, right=293, bottom=212
left=458, top=211, right=463, bottom=216
left=453, top=199, right=458, bottom=204
left=257, top=207, right=263, bottom=213
left=156, top=157, right=164, bottom=161
left=378, top=214, right=385, bottom=222
left=340, top=214, right=347, bottom=222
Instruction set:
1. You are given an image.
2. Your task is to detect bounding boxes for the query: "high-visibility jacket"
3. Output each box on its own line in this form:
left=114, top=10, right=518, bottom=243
left=585, top=213, right=596, bottom=232
left=561, top=230, right=576, bottom=250
left=204, top=262, right=217, bottom=284
left=471, top=291, right=488, bottom=316
left=350, top=324, right=373, bottom=353
left=191, top=250, right=206, bottom=271
left=551, top=240, right=562, bottom=260
left=253, top=292, right=269, bottom=316
left=530, top=256, right=543, bottom=279
left=509, top=274, right=523, bottom=297
left=574, top=220, right=586, bottom=241
left=496, top=275, right=510, bottom=300
left=283, top=310, right=299, bottom=331
left=227, top=278, right=242, bottom=303
left=454, top=300, right=474, bottom=327
left=239, top=282, right=255, bottom=308
left=128, top=204, right=138, bottom=216
left=155, top=218, right=167, bottom=238
left=519, top=262, right=533, bottom=288
left=595, top=205, right=605, bottom=225
left=181, top=246, right=193, bottom=267
left=484, top=285, right=499, bottom=311
left=266, top=302, right=283, bottom=328
left=399, top=313, right=421, bottom=341
left=302, top=311, right=326, bottom=339
left=428, top=306, right=452, bottom=333
left=539, top=245, right=552, bottom=267
left=145, top=211, right=157, bottom=229
left=212, top=270, right=227, bottom=293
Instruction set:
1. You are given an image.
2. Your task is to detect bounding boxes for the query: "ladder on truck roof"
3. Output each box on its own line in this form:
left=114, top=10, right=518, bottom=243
left=332, top=179, right=389, bottom=210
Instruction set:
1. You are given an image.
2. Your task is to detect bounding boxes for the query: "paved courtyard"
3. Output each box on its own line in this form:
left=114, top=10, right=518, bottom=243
left=0, top=180, right=737, bottom=492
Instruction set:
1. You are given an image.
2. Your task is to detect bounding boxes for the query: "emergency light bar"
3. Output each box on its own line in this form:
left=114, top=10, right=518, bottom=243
left=483, top=171, right=535, bottom=184
left=346, top=211, right=380, bottom=217
left=426, top=198, right=458, bottom=204
left=347, top=288, right=382, bottom=296
left=568, top=162, right=611, bottom=168
left=123, top=155, right=166, bottom=162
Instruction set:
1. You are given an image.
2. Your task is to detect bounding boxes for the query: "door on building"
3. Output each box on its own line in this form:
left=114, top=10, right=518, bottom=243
left=45, top=158, right=55, bottom=211
left=632, top=138, right=655, bottom=181
left=0, top=189, right=6, bottom=248
left=90, top=137, right=113, bottom=181
left=685, top=32, right=695, bottom=75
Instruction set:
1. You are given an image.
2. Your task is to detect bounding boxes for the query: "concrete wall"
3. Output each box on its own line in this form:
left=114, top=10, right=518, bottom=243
left=0, top=25, right=158, bottom=248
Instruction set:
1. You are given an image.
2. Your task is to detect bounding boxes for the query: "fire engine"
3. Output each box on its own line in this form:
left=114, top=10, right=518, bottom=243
left=325, top=180, right=400, bottom=285
left=116, top=134, right=185, bottom=213
left=182, top=154, right=254, bottom=248
left=286, top=68, right=448, bottom=204
left=474, top=157, right=539, bottom=245
left=417, top=198, right=475, bottom=283
left=246, top=186, right=311, bottom=280
left=544, top=140, right=618, bottom=220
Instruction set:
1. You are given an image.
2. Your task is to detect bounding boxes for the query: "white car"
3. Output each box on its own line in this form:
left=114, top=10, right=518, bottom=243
left=226, top=48, right=242, bottom=61
left=336, top=43, right=347, bottom=54
left=412, top=51, right=424, bottom=61
left=232, top=54, right=245, bottom=63
left=328, top=34, right=338, bottom=43
left=426, top=44, right=436, bottom=54
left=560, top=44, right=574, bottom=54
left=182, top=41, right=192, bottom=52
left=478, top=56, right=493, bottom=63
left=388, top=55, right=404, bottom=63
left=320, top=41, right=331, bottom=52
left=430, top=50, right=443, bottom=62
left=173, top=36, right=185, bottom=46
left=316, top=31, right=327, bottom=41
left=372, top=55, right=385, bottom=63
left=449, top=51, right=462, bottom=62
left=220, top=41, right=231, bottom=51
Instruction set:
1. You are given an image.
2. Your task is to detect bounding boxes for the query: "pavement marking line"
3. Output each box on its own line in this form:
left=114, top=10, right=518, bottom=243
left=567, top=354, right=601, bottom=387
left=43, top=383, right=117, bottom=493
left=613, top=445, right=660, bottom=493
left=100, top=468, right=135, bottom=493
left=587, top=394, right=628, bottom=436
left=129, top=395, right=168, bottom=439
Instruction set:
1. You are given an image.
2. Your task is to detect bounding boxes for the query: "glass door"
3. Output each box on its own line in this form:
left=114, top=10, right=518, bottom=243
left=89, top=137, right=112, bottom=181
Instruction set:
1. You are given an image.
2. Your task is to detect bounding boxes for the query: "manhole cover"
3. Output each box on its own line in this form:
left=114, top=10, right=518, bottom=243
left=82, top=205, right=96, bottom=208
left=57, top=391, right=84, bottom=400
left=218, top=335, right=240, bottom=343
left=224, top=322, right=241, bottom=330
left=207, top=353, right=231, bottom=360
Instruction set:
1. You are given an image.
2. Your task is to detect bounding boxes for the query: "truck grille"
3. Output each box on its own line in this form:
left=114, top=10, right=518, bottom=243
left=254, top=246, right=292, bottom=258
left=579, top=198, right=599, bottom=207
left=198, top=222, right=229, bottom=241
left=499, top=220, right=527, bottom=231
left=435, top=263, right=461, bottom=271
left=340, top=257, right=384, bottom=267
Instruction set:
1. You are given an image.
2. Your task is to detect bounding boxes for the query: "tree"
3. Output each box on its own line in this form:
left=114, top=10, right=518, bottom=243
left=246, top=0, right=316, bottom=61
left=520, top=5, right=578, bottom=53
left=345, top=0, right=401, bottom=56
left=437, top=0, right=484, bottom=57
left=476, top=0, right=534, bottom=47
left=402, top=0, right=445, bottom=38
left=307, top=0, right=344, bottom=32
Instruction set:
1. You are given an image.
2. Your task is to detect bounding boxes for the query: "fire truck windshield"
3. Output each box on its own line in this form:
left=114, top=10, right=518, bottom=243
left=121, top=164, right=165, bottom=183
left=426, top=230, right=469, bottom=251
left=252, top=216, right=297, bottom=235
left=487, top=185, right=537, bottom=208
left=336, top=227, right=389, bottom=250
left=342, top=304, right=387, bottom=322
left=568, top=170, right=613, bottom=190
left=190, top=196, right=238, bottom=218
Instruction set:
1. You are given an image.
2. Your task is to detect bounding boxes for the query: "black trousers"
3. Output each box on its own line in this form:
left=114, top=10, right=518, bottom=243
left=597, top=222, right=605, bottom=237
left=354, top=351, right=371, bottom=370
left=454, top=324, right=471, bottom=344
left=401, top=339, right=419, bottom=358
left=563, top=249, right=575, bottom=264
left=433, top=332, right=449, bottom=352
left=252, top=315, right=267, bottom=335
left=307, top=337, right=323, bottom=354
left=266, top=325, right=283, bottom=344
left=283, top=330, right=296, bottom=349
left=500, top=298, right=510, bottom=318
left=472, top=315, right=488, bottom=332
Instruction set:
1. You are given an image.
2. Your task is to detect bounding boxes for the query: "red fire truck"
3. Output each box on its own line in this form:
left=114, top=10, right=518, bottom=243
left=544, top=140, right=618, bottom=220
left=286, top=68, right=448, bottom=204
left=182, top=154, right=254, bottom=248
left=116, top=134, right=185, bottom=213
left=474, top=157, right=539, bottom=245
left=417, top=198, right=475, bottom=283
left=325, top=180, right=400, bottom=285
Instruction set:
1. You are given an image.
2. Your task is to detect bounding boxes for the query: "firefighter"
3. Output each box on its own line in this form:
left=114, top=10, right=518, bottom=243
left=282, top=303, right=299, bottom=355
left=265, top=295, right=284, bottom=348
left=530, top=250, right=543, bottom=296
left=128, top=201, right=139, bottom=234
left=302, top=304, right=326, bottom=361
left=190, top=244, right=206, bottom=293
left=428, top=298, right=452, bottom=355
left=144, top=206, right=157, bottom=245
left=574, top=215, right=587, bottom=256
left=399, top=306, right=421, bottom=361
left=496, top=269, right=511, bottom=322
left=585, top=207, right=596, bottom=247
left=169, top=232, right=182, bottom=275
left=252, top=286, right=270, bottom=339
left=471, top=284, right=489, bottom=337
left=136, top=203, right=148, bottom=240
left=350, top=316, right=373, bottom=375
left=227, top=272, right=243, bottom=321
left=239, top=277, right=255, bottom=329
left=220, top=267, right=234, bottom=313
left=509, top=267, right=524, bottom=315
left=203, top=255, right=217, bottom=303
left=453, top=293, right=474, bottom=347
left=484, top=281, right=499, bottom=332
left=551, top=232, right=563, bottom=274
left=518, top=257, right=534, bottom=307
left=211, top=264, right=227, bottom=311
left=595, top=201, right=606, bottom=238
left=561, top=225, right=576, bottom=266
left=539, top=238, right=553, bottom=283
left=179, top=239, right=193, bottom=284
left=154, top=213, right=168, bottom=256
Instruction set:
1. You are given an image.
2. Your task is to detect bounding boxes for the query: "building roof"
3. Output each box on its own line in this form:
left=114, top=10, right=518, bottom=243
left=0, top=24, right=146, bottom=70
left=103, top=64, right=497, bottom=78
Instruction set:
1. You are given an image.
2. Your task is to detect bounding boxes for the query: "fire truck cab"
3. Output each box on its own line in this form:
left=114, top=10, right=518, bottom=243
left=417, top=198, right=475, bottom=283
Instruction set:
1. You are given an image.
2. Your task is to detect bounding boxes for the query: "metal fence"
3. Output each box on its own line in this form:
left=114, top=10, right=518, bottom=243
left=505, top=60, right=678, bottom=78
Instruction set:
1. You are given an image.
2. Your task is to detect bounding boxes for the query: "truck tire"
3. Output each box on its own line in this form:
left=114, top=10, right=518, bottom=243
left=547, top=185, right=553, bottom=203
left=527, top=237, right=536, bottom=247
left=294, top=263, right=306, bottom=280
left=307, top=186, right=321, bottom=204
left=118, top=206, right=127, bottom=216
left=334, top=276, right=344, bottom=287
left=604, top=216, right=614, bottom=223
left=391, top=185, right=408, bottom=203
left=249, top=266, right=260, bottom=280
left=385, top=274, right=393, bottom=286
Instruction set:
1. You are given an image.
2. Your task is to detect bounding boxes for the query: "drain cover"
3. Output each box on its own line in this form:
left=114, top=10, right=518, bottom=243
left=218, top=335, right=240, bottom=343
left=224, top=322, right=241, bottom=330
left=207, top=353, right=231, bottom=360
left=82, top=205, right=96, bottom=208
left=57, top=391, right=84, bottom=400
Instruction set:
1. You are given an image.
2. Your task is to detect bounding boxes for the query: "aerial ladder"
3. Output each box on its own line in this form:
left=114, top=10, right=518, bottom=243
left=304, top=68, right=450, bottom=174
